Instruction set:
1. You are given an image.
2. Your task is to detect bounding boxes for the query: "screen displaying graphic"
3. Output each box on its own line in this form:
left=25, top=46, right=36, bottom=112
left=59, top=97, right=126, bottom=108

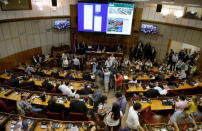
left=141, top=24, right=157, bottom=34
left=106, top=3, right=134, bottom=35
left=54, top=20, right=70, bottom=30
left=78, top=3, right=108, bottom=32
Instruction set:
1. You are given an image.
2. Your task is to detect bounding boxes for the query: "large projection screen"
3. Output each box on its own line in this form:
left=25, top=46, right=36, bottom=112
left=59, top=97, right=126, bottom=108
left=106, top=3, right=134, bottom=35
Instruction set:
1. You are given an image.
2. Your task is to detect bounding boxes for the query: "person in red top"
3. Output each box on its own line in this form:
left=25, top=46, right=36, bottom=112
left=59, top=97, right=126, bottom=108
left=115, top=72, right=123, bottom=91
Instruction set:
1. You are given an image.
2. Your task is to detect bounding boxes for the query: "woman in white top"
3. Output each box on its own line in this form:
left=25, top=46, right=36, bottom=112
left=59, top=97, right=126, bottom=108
left=106, top=103, right=123, bottom=131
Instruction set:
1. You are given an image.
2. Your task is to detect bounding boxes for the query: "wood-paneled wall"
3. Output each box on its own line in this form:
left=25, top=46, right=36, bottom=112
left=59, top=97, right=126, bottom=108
left=197, top=49, right=202, bottom=77
left=70, top=5, right=143, bottom=55
left=0, top=47, right=42, bottom=72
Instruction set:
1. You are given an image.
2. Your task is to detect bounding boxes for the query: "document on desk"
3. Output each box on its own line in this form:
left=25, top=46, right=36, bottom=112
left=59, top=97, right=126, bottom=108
left=124, top=75, right=128, bottom=80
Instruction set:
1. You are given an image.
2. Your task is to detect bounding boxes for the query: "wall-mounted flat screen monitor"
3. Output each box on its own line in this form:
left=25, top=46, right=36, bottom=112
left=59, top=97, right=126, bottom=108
left=141, top=24, right=157, bottom=34
left=54, top=19, right=70, bottom=30
left=78, top=3, right=108, bottom=32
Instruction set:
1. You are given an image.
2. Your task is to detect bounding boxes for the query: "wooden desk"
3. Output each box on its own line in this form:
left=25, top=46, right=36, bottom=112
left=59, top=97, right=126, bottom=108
left=0, top=87, right=93, bottom=109
left=126, top=84, right=147, bottom=92
left=131, top=98, right=173, bottom=111
left=125, top=82, right=198, bottom=94
left=138, top=100, right=172, bottom=111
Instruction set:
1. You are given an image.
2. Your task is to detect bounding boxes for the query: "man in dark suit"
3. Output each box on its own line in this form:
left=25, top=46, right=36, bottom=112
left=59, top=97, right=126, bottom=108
left=47, top=96, right=65, bottom=113
left=42, top=79, right=54, bottom=91
left=69, top=94, right=87, bottom=113
left=8, top=75, right=19, bottom=87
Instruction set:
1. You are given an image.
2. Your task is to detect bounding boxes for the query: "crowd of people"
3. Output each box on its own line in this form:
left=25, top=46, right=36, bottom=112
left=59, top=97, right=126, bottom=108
left=1, top=41, right=201, bottom=131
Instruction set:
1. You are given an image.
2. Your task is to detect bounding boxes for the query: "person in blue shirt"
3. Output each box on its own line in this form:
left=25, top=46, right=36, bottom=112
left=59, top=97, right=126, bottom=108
left=115, top=92, right=127, bottom=114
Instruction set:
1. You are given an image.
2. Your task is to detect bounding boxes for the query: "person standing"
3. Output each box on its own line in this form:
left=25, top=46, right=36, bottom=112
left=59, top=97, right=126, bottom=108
left=115, top=92, right=127, bottom=114
left=171, top=53, right=178, bottom=71
left=115, top=72, right=123, bottom=91
left=106, top=103, right=123, bottom=131
left=126, top=102, right=144, bottom=131
left=103, top=68, right=110, bottom=93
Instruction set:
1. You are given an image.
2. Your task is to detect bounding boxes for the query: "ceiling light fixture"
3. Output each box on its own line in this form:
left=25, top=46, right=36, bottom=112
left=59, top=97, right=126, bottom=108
left=161, top=1, right=175, bottom=4
left=174, top=10, right=183, bottom=18
left=161, top=8, right=170, bottom=16
left=184, top=4, right=200, bottom=7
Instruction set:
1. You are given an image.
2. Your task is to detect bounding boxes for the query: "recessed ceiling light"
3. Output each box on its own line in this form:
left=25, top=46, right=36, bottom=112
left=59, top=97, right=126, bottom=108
left=185, top=4, right=200, bottom=7
left=161, top=1, right=175, bottom=4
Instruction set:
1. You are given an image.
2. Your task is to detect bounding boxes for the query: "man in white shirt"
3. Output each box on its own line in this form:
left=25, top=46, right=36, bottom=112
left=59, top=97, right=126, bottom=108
left=126, top=102, right=144, bottom=131
left=73, top=57, right=80, bottom=70
left=58, top=82, right=77, bottom=97
left=105, top=58, right=112, bottom=68
left=179, top=70, right=186, bottom=80
left=153, top=82, right=167, bottom=95
left=62, top=58, right=68, bottom=70
left=109, top=54, right=115, bottom=64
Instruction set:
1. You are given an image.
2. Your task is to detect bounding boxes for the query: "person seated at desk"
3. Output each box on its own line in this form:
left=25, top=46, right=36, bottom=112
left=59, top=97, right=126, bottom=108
left=51, top=69, right=59, bottom=77
left=24, top=66, right=34, bottom=76
left=135, top=60, right=142, bottom=72
left=18, top=76, right=35, bottom=88
left=97, top=95, right=108, bottom=121
left=115, top=92, right=127, bottom=114
left=58, top=81, right=77, bottom=97
left=90, top=86, right=101, bottom=112
left=42, top=79, right=54, bottom=91
left=17, top=95, right=43, bottom=116
left=78, top=83, right=92, bottom=95
left=153, top=82, right=167, bottom=95
left=47, top=96, right=65, bottom=113
left=179, top=70, right=186, bottom=80
left=88, top=121, right=106, bottom=131
left=87, top=110, right=96, bottom=121
left=70, top=94, right=87, bottom=114
left=129, top=76, right=138, bottom=84
left=66, top=72, right=75, bottom=80
left=193, top=99, right=202, bottom=122
left=169, top=110, right=197, bottom=131
left=8, top=75, right=19, bottom=87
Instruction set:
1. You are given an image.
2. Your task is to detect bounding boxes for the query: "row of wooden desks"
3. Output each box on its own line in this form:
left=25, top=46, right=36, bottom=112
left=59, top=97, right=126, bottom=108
left=125, top=81, right=201, bottom=93
left=15, top=66, right=87, bottom=79
left=145, top=123, right=202, bottom=130
left=130, top=94, right=202, bottom=111
left=0, top=87, right=93, bottom=109
left=0, top=73, right=91, bottom=90
left=0, top=113, right=91, bottom=131
left=123, top=72, right=179, bottom=81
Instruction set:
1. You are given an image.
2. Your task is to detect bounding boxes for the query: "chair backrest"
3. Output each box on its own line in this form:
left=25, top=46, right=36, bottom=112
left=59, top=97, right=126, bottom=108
left=141, top=106, right=153, bottom=119
left=0, top=99, right=7, bottom=109
left=69, top=112, right=87, bottom=121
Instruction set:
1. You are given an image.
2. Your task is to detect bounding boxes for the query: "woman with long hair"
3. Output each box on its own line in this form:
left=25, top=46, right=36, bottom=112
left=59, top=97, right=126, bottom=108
left=106, top=103, right=123, bottom=131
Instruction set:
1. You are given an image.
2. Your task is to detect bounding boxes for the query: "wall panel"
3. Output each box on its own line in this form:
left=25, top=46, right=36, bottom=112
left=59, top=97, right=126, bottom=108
left=0, top=47, right=42, bottom=72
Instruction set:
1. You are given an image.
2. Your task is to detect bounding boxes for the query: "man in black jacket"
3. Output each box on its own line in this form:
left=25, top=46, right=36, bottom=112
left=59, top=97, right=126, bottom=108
left=69, top=94, right=87, bottom=113
left=47, top=96, right=65, bottom=113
